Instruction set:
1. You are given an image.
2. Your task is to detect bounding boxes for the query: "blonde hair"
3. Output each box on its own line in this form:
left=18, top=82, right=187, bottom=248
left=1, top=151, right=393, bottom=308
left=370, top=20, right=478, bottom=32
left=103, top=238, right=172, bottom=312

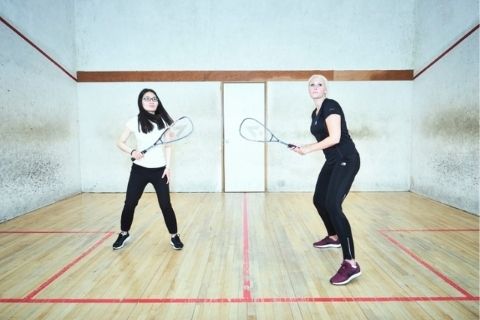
left=308, top=74, right=329, bottom=94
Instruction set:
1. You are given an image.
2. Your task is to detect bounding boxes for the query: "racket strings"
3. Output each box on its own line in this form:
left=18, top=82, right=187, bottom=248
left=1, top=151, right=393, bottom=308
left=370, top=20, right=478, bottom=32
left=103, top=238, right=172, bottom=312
left=240, top=119, right=277, bottom=142
left=160, top=117, right=193, bottom=144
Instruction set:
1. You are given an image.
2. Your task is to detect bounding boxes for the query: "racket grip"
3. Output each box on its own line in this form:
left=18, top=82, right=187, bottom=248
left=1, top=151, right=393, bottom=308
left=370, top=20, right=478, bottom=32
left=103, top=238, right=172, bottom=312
left=130, top=150, right=146, bottom=161
left=287, top=144, right=297, bottom=148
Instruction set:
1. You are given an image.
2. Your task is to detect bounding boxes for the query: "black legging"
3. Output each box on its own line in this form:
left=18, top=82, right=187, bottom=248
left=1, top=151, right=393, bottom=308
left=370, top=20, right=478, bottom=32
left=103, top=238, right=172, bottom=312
left=120, top=164, right=178, bottom=234
left=313, top=152, right=360, bottom=260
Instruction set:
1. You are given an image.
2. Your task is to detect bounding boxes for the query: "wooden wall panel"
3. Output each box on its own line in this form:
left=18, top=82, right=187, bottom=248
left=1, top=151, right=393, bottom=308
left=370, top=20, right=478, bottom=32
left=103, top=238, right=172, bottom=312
left=77, top=70, right=413, bottom=82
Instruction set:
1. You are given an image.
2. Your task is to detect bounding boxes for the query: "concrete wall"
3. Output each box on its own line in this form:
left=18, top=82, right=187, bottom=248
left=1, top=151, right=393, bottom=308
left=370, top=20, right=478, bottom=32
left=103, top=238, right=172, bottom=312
left=1, top=0, right=77, bottom=75
left=75, top=0, right=414, bottom=194
left=0, top=0, right=81, bottom=222
left=78, top=80, right=412, bottom=193
left=75, top=0, right=414, bottom=70
left=2, top=0, right=478, bottom=219
left=412, top=0, right=479, bottom=214
left=267, top=81, right=412, bottom=191
left=78, top=83, right=223, bottom=192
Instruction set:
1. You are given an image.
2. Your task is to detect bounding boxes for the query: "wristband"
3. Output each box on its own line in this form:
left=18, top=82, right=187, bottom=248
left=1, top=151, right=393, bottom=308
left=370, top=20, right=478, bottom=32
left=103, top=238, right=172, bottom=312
left=130, top=149, right=136, bottom=155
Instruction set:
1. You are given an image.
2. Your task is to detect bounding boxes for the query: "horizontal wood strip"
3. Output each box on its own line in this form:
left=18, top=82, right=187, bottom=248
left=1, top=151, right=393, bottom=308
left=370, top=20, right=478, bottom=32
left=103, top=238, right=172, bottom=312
left=333, top=70, right=413, bottom=81
left=77, top=70, right=413, bottom=82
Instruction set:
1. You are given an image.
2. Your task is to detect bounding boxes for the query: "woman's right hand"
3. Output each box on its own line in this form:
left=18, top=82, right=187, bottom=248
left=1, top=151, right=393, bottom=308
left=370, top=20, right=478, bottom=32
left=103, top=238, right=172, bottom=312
left=131, top=150, right=144, bottom=160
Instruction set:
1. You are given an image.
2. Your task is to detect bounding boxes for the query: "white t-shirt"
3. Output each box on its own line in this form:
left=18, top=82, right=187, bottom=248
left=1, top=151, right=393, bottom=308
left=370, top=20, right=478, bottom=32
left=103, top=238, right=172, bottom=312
left=126, top=117, right=167, bottom=168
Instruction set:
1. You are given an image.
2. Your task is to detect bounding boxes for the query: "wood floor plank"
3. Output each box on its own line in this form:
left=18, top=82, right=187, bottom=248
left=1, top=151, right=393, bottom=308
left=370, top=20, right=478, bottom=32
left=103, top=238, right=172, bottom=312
left=0, top=192, right=478, bottom=319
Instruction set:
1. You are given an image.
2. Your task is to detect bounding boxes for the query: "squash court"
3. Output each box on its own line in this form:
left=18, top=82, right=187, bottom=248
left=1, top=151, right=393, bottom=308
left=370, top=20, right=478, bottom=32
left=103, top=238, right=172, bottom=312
left=1, top=1, right=479, bottom=319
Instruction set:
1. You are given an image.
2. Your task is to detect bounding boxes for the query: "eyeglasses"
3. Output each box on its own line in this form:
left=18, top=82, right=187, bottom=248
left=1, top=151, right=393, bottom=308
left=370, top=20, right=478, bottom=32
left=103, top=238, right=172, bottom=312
left=143, top=97, right=158, bottom=102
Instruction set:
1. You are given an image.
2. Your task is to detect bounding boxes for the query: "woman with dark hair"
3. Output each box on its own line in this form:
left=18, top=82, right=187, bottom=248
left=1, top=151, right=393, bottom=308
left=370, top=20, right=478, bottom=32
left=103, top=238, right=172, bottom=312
left=113, top=88, right=183, bottom=250
left=292, top=75, right=360, bottom=285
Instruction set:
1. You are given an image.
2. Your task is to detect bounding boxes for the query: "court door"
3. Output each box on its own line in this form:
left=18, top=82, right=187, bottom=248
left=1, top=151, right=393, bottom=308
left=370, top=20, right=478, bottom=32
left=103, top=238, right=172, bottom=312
left=223, top=82, right=265, bottom=192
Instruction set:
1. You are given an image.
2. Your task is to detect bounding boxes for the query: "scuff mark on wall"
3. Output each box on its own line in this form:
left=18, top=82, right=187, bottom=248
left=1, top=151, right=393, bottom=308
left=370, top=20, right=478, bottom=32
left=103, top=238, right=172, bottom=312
left=1, top=122, right=72, bottom=142
left=349, top=125, right=377, bottom=140
left=423, top=107, right=479, bottom=139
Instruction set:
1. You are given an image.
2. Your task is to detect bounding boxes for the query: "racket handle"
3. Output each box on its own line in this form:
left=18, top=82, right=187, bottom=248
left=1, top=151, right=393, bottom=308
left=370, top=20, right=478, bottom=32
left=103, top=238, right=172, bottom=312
left=130, top=150, right=146, bottom=161
left=287, top=144, right=297, bottom=148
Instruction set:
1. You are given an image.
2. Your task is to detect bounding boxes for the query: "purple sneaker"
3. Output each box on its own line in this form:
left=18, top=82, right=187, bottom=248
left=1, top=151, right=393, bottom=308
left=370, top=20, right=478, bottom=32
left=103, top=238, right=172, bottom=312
left=330, top=261, right=361, bottom=285
left=313, top=236, right=341, bottom=248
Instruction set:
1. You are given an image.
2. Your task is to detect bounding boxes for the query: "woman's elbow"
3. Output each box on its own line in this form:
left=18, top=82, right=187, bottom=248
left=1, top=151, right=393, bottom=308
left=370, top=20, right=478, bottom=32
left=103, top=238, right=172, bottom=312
left=116, top=140, right=124, bottom=149
left=331, top=136, right=340, bottom=145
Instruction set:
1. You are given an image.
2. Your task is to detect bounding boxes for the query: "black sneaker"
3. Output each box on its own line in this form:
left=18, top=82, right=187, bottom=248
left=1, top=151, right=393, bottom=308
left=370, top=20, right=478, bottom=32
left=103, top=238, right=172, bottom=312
left=170, top=234, right=184, bottom=250
left=113, top=232, right=130, bottom=250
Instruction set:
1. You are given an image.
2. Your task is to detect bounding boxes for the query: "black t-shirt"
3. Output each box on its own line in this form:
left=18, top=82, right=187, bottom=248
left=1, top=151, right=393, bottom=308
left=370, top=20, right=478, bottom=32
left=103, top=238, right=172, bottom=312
left=310, top=98, right=357, bottom=160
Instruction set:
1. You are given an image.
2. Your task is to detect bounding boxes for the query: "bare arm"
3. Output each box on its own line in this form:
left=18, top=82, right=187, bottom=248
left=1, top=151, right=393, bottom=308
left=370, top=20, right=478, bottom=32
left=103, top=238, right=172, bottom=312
left=117, top=127, right=143, bottom=160
left=293, top=114, right=341, bottom=155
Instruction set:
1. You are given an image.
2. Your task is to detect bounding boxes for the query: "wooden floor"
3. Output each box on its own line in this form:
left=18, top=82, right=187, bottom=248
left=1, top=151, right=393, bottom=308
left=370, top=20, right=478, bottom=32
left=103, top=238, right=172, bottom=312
left=0, top=192, right=478, bottom=319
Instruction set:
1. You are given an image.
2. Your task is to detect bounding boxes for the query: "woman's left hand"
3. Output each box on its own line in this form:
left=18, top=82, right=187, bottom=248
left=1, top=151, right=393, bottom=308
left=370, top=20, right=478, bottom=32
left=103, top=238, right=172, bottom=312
left=162, top=167, right=171, bottom=184
left=291, top=146, right=307, bottom=155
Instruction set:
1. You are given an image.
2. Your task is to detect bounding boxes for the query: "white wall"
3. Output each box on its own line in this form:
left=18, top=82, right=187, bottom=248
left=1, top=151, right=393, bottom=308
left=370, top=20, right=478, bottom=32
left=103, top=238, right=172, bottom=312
left=0, top=0, right=77, bottom=75
left=413, top=0, right=479, bottom=71
left=78, top=80, right=413, bottom=194
left=2, top=0, right=478, bottom=218
left=74, top=0, right=415, bottom=194
left=412, top=0, right=479, bottom=214
left=78, top=83, right=223, bottom=192
left=0, top=0, right=80, bottom=222
left=268, top=81, right=412, bottom=192
left=75, top=0, right=414, bottom=70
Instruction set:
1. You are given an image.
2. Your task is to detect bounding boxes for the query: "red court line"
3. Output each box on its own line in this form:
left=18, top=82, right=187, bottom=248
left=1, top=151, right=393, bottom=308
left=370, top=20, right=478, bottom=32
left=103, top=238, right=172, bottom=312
left=242, top=193, right=252, bottom=300
left=1, top=222, right=478, bottom=304
left=380, top=229, right=476, bottom=298
left=23, top=232, right=114, bottom=300
left=0, top=230, right=112, bottom=234
left=252, top=296, right=479, bottom=303
left=0, top=16, right=77, bottom=82
left=1, top=296, right=478, bottom=304
left=379, top=228, right=478, bottom=232
left=414, top=24, right=479, bottom=79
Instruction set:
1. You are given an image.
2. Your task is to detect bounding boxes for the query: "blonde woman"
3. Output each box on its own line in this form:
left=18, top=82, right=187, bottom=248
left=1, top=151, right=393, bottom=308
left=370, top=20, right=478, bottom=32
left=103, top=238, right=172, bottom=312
left=292, top=75, right=361, bottom=285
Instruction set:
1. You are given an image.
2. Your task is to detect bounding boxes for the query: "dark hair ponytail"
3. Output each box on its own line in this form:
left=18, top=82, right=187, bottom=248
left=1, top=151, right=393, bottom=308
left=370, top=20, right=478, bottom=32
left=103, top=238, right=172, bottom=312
left=137, top=88, right=173, bottom=133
